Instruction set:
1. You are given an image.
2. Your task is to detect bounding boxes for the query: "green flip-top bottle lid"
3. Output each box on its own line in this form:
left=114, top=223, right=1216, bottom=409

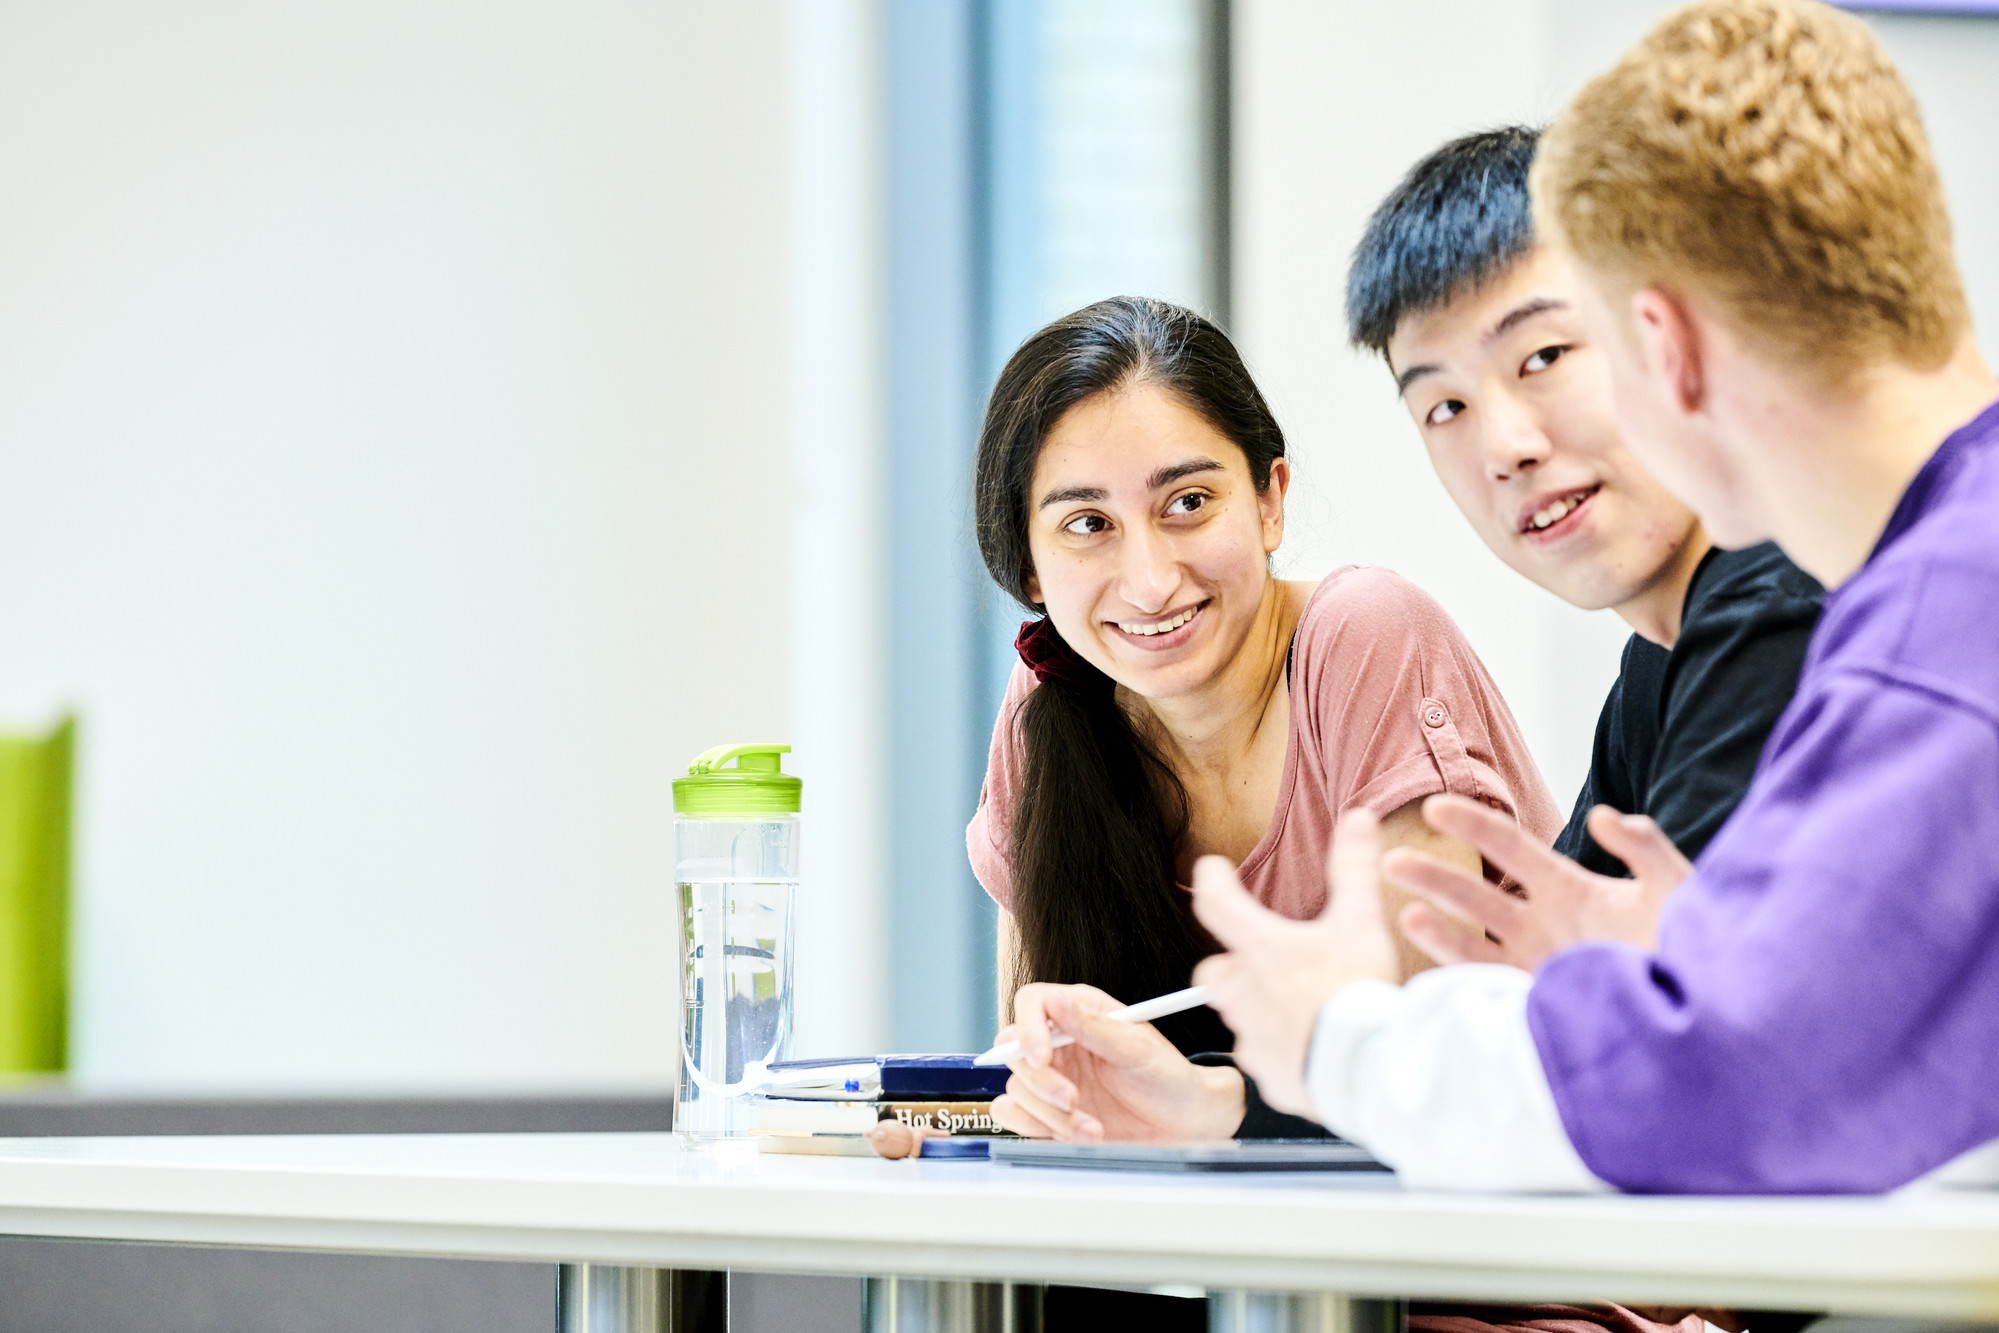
left=673, top=743, right=801, bottom=818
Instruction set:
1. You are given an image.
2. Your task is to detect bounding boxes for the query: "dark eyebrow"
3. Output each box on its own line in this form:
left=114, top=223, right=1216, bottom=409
left=1037, top=484, right=1106, bottom=510
left=1394, top=297, right=1571, bottom=397
left=1148, top=457, right=1224, bottom=490
left=1395, top=363, right=1440, bottom=397
left=1037, top=458, right=1224, bottom=511
left=1485, top=297, right=1568, bottom=344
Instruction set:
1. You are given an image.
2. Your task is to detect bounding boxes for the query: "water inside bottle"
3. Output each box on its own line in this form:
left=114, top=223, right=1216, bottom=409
left=677, top=876, right=795, bottom=1137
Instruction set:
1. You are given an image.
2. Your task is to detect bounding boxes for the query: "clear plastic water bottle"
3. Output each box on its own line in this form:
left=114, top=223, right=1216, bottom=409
left=671, top=744, right=799, bottom=1140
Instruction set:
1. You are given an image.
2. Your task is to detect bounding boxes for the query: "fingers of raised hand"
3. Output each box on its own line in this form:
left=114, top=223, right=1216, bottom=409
left=1189, top=854, right=1268, bottom=950
left=1398, top=901, right=1506, bottom=967
left=1192, top=953, right=1271, bottom=1068
left=1420, top=794, right=1575, bottom=891
left=1324, top=808, right=1386, bottom=928
left=1585, top=805, right=1692, bottom=894
left=1231, top=1035, right=1312, bottom=1118
left=1382, top=846, right=1527, bottom=938
left=1190, top=951, right=1238, bottom=1003
left=1190, top=954, right=1246, bottom=1039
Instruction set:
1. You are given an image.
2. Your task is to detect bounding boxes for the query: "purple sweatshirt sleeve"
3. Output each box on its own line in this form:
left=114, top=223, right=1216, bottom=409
left=1528, top=667, right=1999, bottom=1193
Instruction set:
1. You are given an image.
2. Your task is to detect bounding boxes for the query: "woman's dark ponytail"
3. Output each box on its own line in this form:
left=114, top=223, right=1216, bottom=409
left=974, top=297, right=1286, bottom=1054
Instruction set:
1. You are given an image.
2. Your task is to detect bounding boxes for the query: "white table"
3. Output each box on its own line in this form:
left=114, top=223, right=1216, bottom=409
left=1, top=1132, right=1996, bottom=1332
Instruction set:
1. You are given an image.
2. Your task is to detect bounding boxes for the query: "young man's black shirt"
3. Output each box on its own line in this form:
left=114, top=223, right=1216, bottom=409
left=1553, top=541, right=1823, bottom=874
left=1233, top=540, right=1822, bottom=1140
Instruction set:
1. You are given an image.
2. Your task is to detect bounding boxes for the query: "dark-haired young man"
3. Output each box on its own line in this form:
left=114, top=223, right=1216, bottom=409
left=1348, top=125, right=1822, bottom=880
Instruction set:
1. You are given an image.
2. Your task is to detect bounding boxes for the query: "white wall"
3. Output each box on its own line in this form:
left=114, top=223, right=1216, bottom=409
left=0, top=1, right=886, bottom=1089
left=1234, top=0, right=1999, bottom=807
left=786, top=0, right=890, bottom=1061
left=1234, top=0, right=1624, bottom=807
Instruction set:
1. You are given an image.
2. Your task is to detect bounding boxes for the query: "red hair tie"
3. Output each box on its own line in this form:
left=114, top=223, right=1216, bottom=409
left=1014, top=618, right=1105, bottom=690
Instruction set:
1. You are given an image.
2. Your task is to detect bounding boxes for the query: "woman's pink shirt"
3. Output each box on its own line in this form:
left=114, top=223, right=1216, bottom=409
left=967, top=566, right=1563, bottom=920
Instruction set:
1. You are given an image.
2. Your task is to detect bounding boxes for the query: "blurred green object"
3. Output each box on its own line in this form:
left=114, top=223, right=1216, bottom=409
left=0, top=717, right=72, bottom=1072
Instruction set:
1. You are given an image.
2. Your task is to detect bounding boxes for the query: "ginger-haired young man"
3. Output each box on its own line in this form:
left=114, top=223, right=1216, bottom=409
left=1188, top=0, right=1999, bottom=1192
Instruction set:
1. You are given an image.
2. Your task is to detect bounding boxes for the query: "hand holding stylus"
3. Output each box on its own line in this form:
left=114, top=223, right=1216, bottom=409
left=972, top=985, right=1210, bottom=1065
left=986, top=984, right=1246, bottom=1144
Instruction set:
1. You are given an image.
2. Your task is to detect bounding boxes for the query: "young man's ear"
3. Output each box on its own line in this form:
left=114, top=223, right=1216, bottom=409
left=1630, top=286, right=1706, bottom=415
left=1259, top=456, right=1291, bottom=554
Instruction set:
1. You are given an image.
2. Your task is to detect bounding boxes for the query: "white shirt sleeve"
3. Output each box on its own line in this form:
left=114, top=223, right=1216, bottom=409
left=1304, top=964, right=1609, bottom=1193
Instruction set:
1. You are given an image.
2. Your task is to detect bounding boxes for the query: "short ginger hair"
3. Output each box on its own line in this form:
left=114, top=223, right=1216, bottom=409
left=1531, top=0, right=1968, bottom=378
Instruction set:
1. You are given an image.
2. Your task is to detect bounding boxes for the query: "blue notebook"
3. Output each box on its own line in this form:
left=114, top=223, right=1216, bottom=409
left=759, top=1055, right=1012, bottom=1101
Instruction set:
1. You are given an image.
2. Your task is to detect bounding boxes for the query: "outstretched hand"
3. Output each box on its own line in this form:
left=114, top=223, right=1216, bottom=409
left=1386, top=796, right=1691, bottom=972
left=1189, top=808, right=1401, bottom=1118
left=989, top=982, right=1246, bottom=1143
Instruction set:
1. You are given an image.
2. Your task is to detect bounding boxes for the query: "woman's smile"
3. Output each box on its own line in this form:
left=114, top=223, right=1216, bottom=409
left=1107, top=599, right=1208, bottom=652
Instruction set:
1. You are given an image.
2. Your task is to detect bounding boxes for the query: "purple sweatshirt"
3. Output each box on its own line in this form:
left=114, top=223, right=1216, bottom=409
left=1527, top=397, right=1999, bottom=1194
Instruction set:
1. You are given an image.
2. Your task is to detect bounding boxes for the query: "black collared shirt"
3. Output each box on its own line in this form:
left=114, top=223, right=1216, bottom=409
left=1553, top=541, right=1823, bottom=874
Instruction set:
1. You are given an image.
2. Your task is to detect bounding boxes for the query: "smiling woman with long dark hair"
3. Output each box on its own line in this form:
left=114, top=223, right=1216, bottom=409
left=967, top=296, right=1561, bottom=1099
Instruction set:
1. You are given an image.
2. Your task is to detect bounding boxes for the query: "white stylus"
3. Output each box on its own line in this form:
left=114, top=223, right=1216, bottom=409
left=971, top=985, right=1210, bottom=1066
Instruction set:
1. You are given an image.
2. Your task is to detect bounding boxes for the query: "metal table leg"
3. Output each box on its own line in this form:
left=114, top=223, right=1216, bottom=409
left=862, top=1277, right=1042, bottom=1333
left=557, top=1265, right=728, bottom=1333
left=1207, top=1292, right=1404, bottom=1333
